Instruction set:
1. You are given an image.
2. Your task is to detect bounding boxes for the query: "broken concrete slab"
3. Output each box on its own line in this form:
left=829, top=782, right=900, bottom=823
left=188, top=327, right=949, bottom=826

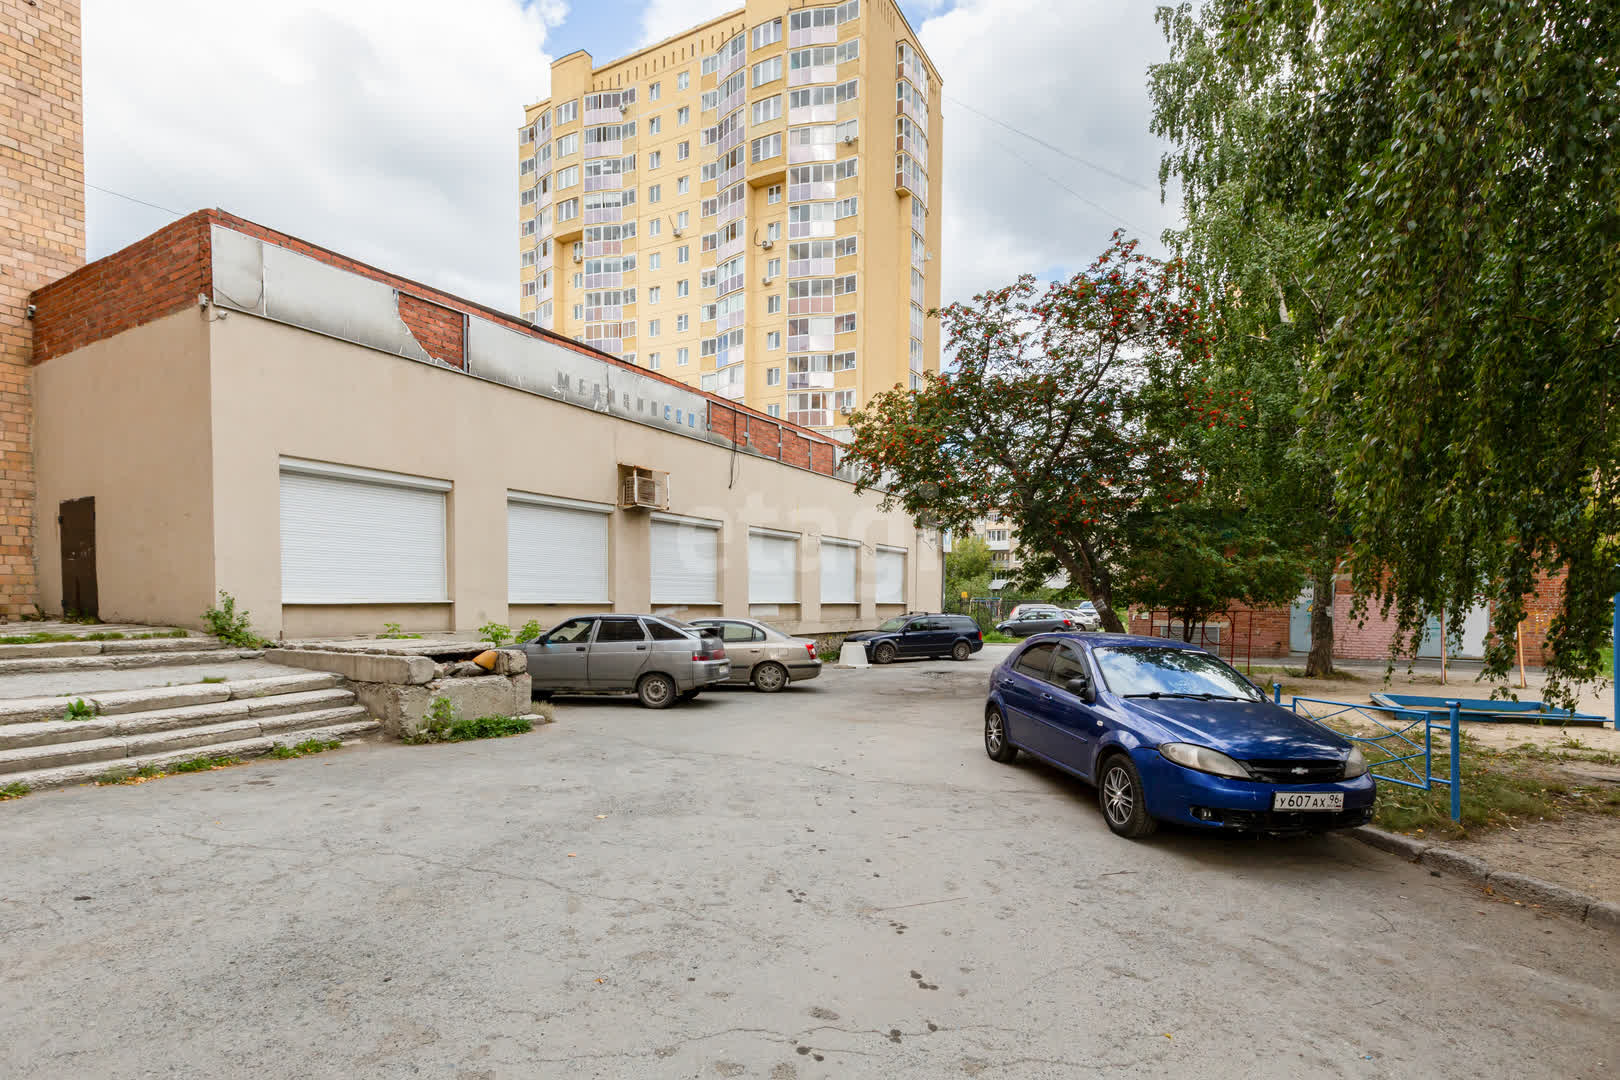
left=272, top=649, right=436, bottom=685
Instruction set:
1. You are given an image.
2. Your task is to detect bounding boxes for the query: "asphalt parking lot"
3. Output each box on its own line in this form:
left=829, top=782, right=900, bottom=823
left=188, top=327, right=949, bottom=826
left=2, top=648, right=1614, bottom=1079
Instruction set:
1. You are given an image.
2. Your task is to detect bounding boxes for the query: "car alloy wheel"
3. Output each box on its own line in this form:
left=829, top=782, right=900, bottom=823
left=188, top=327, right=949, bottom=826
left=1098, top=754, right=1157, bottom=838
left=752, top=661, right=788, bottom=693
left=637, top=672, right=677, bottom=709
left=951, top=641, right=972, bottom=661
left=984, top=705, right=1017, bottom=763
left=872, top=642, right=897, bottom=665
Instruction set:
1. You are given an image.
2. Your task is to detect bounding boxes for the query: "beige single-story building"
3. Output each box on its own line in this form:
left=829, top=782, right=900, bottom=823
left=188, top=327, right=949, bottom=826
left=27, top=210, right=941, bottom=640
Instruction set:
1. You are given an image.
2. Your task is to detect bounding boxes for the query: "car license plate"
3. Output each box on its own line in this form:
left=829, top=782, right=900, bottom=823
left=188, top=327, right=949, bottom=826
left=1272, top=791, right=1344, bottom=812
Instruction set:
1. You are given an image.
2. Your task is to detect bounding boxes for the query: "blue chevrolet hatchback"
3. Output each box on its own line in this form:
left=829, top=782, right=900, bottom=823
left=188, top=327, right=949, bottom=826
left=984, top=634, right=1375, bottom=839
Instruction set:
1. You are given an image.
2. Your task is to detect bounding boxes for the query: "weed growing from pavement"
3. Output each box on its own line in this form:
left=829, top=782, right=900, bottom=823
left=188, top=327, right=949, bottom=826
left=62, top=699, right=96, bottom=721
left=169, top=755, right=243, bottom=774
left=198, top=676, right=227, bottom=684
left=478, top=622, right=514, bottom=647
left=376, top=622, right=423, bottom=640
left=0, top=781, right=30, bottom=800
left=405, top=696, right=534, bottom=743
left=202, top=591, right=267, bottom=648
left=267, top=738, right=343, bottom=759
left=516, top=619, right=543, bottom=643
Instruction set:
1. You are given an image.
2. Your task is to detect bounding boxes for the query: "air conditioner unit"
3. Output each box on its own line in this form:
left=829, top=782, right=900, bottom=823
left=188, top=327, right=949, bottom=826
left=760, top=239, right=774, bottom=250
left=843, top=135, right=856, bottom=144
left=672, top=229, right=684, bottom=238
left=839, top=405, right=854, bottom=416
left=617, top=464, right=670, bottom=510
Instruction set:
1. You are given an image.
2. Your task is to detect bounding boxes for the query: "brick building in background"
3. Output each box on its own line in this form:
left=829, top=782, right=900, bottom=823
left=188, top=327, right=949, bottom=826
left=1, top=0, right=84, bottom=618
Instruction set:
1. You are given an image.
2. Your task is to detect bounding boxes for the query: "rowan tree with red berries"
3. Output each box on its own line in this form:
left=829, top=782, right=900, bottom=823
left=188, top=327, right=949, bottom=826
left=843, top=233, right=1220, bottom=633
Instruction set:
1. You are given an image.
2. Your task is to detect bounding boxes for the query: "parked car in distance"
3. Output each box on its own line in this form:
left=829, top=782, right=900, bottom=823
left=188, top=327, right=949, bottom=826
left=1007, top=603, right=1062, bottom=621
left=844, top=613, right=984, bottom=664
left=996, top=610, right=1076, bottom=637
left=1062, top=604, right=1102, bottom=631
left=688, top=617, right=822, bottom=692
left=520, top=614, right=730, bottom=708
left=983, top=634, right=1375, bottom=839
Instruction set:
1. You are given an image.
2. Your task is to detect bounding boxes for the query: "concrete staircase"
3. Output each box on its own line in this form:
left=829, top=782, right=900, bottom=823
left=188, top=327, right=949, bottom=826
left=0, top=672, right=379, bottom=792
left=0, top=627, right=262, bottom=675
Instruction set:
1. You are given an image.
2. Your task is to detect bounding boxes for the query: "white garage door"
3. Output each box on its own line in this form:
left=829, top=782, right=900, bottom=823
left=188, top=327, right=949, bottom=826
left=280, top=458, right=449, bottom=604
left=749, top=528, right=799, bottom=604
left=650, top=514, right=721, bottom=604
left=508, top=493, right=611, bottom=604
left=820, top=537, right=858, bottom=604
left=875, top=546, right=907, bottom=605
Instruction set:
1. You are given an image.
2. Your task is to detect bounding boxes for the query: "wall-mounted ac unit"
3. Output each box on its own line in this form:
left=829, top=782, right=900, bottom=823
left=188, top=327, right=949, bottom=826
left=617, top=464, right=670, bottom=510
left=760, top=239, right=774, bottom=250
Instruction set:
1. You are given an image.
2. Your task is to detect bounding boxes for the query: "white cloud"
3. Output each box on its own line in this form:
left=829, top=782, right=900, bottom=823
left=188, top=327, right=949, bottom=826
left=83, top=0, right=567, bottom=309
left=918, top=0, right=1181, bottom=306
left=638, top=0, right=737, bottom=48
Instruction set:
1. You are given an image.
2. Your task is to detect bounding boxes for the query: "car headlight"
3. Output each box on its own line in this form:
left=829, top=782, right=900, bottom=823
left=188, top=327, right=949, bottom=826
left=1159, top=742, right=1251, bottom=779
left=1342, top=746, right=1369, bottom=779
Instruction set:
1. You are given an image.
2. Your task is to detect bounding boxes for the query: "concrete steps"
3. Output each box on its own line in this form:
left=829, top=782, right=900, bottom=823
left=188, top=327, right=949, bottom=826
left=0, top=671, right=379, bottom=790
left=0, top=646, right=261, bottom=676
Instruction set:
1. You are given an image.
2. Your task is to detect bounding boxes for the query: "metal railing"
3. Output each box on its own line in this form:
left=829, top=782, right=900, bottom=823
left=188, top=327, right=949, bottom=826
left=1283, top=690, right=1462, bottom=821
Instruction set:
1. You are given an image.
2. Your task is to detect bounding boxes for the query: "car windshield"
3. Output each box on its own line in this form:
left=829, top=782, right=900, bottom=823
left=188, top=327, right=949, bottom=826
left=876, top=616, right=908, bottom=631
left=1091, top=646, right=1262, bottom=701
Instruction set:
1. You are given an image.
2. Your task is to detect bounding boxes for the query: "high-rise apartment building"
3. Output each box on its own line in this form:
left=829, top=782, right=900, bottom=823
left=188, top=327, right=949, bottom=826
left=516, top=0, right=942, bottom=436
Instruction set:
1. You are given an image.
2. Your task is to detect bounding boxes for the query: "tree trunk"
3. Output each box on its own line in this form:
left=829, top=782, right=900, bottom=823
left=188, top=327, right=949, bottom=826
left=1304, top=558, right=1336, bottom=678
left=1053, top=544, right=1126, bottom=633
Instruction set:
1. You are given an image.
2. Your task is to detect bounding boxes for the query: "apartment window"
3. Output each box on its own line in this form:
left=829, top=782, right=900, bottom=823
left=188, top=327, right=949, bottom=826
left=677, top=141, right=690, bottom=161
left=752, top=57, right=782, bottom=87
left=556, top=132, right=579, bottom=157
left=767, top=331, right=782, bottom=350
left=677, top=71, right=690, bottom=91
left=767, top=222, right=782, bottom=242
left=837, top=39, right=859, bottom=63
left=763, top=366, right=780, bottom=387
left=648, top=286, right=661, bottom=305
left=676, top=176, right=690, bottom=196
left=649, top=150, right=662, bottom=169
left=556, top=165, right=580, bottom=189
left=834, top=196, right=858, bottom=219
left=521, top=249, right=537, bottom=267
left=767, top=294, right=781, bottom=315
left=836, top=235, right=858, bottom=257
left=835, top=118, right=858, bottom=145
left=836, top=313, right=856, bottom=333
left=767, top=403, right=781, bottom=418
left=677, top=347, right=690, bottom=365
left=648, top=115, right=662, bottom=135
left=648, top=352, right=661, bottom=369
left=647, top=183, right=662, bottom=204
left=676, top=314, right=690, bottom=332
left=753, top=18, right=782, bottom=49
left=649, top=82, right=662, bottom=101
left=648, top=319, right=661, bottom=337
left=555, top=101, right=577, bottom=125
left=572, top=303, right=583, bottom=320
left=522, top=281, right=537, bottom=297
left=677, top=245, right=690, bottom=263
left=556, top=197, right=579, bottom=220
left=767, top=184, right=783, bottom=204
left=751, top=133, right=782, bottom=163
left=573, top=273, right=582, bottom=288
left=835, top=389, right=856, bottom=412
left=649, top=252, right=662, bottom=270
left=648, top=218, right=661, bottom=236
left=766, top=257, right=781, bottom=278
left=676, top=210, right=690, bottom=230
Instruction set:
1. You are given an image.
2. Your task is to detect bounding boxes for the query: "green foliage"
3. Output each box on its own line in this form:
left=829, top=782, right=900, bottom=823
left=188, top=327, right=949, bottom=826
left=478, top=622, right=513, bottom=647
left=377, top=622, right=423, bottom=640
left=405, top=696, right=531, bottom=743
left=944, top=535, right=994, bottom=615
left=842, top=234, right=1217, bottom=632
left=202, top=591, right=265, bottom=649
left=95, top=763, right=162, bottom=785
left=61, top=610, right=99, bottom=625
left=516, top=619, right=543, bottom=643
left=268, top=738, right=342, bottom=759
left=170, top=755, right=241, bottom=773
left=198, top=676, right=227, bottom=684
left=62, top=698, right=96, bottom=721
left=1157, top=0, right=1620, bottom=703
left=0, top=781, right=30, bottom=800
left=1114, top=504, right=1306, bottom=642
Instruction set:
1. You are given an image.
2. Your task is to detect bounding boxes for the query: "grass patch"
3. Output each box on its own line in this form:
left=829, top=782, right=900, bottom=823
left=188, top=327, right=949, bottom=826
left=405, top=696, right=533, bottom=744
left=1350, top=730, right=1620, bottom=840
left=94, top=756, right=242, bottom=785
left=169, top=755, right=243, bottom=774
left=981, top=631, right=1019, bottom=644
left=0, top=781, right=30, bottom=800
left=267, top=738, right=343, bottom=759
left=376, top=622, right=423, bottom=640
left=95, top=763, right=163, bottom=785
left=62, top=698, right=96, bottom=721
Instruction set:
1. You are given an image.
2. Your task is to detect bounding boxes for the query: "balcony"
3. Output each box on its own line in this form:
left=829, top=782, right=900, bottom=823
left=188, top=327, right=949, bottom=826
left=789, top=257, right=833, bottom=277
left=788, top=409, right=830, bottom=428
left=583, top=206, right=622, bottom=225
left=787, top=371, right=833, bottom=389
left=584, top=173, right=623, bottom=192
left=788, top=296, right=833, bottom=316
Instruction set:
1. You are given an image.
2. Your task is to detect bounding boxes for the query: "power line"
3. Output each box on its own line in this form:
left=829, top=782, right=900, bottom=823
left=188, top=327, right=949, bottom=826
left=943, top=95, right=1152, bottom=192
left=86, top=182, right=183, bottom=219
left=970, top=124, right=1156, bottom=239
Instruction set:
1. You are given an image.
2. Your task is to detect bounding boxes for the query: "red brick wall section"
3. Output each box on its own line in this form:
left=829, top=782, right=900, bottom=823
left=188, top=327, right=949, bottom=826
left=702, top=401, right=836, bottom=477
left=1126, top=603, right=1290, bottom=659
left=397, top=293, right=465, bottom=369
left=30, top=212, right=210, bottom=363
left=1, top=0, right=84, bottom=617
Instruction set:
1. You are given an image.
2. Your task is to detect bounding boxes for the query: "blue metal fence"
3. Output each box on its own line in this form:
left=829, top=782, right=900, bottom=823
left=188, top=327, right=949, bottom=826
left=1274, top=685, right=1463, bottom=821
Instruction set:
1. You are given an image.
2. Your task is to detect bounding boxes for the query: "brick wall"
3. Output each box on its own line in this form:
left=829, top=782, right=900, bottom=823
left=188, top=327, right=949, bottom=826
left=703, top=400, right=838, bottom=478
left=1, top=0, right=84, bottom=617
left=397, top=293, right=465, bottom=369
left=1125, top=601, right=1290, bottom=661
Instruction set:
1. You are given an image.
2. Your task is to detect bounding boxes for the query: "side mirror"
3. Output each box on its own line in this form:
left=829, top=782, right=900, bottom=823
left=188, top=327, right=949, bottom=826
left=1065, top=675, right=1094, bottom=701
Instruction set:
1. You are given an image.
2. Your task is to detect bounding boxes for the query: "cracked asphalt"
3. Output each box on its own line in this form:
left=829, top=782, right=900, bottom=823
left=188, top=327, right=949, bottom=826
left=1, top=651, right=1614, bottom=1078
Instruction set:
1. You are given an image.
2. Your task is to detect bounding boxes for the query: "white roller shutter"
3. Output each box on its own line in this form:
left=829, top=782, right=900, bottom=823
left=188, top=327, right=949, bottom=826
left=279, top=458, right=448, bottom=604
left=875, top=546, right=907, bottom=605
left=748, top=528, right=799, bottom=604
left=820, top=537, right=858, bottom=604
left=650, top=514, right=720, bottom=604
left=508, top=493, right=611, bottom=604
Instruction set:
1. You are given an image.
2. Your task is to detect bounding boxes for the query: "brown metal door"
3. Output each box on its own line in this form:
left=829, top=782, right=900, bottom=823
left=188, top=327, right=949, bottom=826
left=59, top=497, right=97, bottom=619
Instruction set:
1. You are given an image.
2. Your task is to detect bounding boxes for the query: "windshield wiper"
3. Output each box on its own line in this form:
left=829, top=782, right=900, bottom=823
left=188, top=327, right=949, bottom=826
left=1123, top=692, right=1251, bottom=701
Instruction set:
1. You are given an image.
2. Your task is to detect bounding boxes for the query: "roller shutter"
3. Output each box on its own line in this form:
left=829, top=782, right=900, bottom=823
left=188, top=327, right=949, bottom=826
left=875, top=546, right=906, bottom=605
left=508, top=493, right=612, bottom=604
left=650, top=514, right=721, bottom=604
left=279, top=458, right=448, bottom=604
left=820, top=537, right=858, bottom=604
left=748, top=528, right=799, bottom=604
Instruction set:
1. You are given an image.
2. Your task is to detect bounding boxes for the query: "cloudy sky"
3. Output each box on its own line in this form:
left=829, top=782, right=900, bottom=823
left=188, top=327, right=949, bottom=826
left=83, top=0, right=1180, bottom=312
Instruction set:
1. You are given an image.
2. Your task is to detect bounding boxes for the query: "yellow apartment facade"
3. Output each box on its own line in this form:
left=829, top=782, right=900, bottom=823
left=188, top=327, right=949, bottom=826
left=516, top=0, right=943, bottom=438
